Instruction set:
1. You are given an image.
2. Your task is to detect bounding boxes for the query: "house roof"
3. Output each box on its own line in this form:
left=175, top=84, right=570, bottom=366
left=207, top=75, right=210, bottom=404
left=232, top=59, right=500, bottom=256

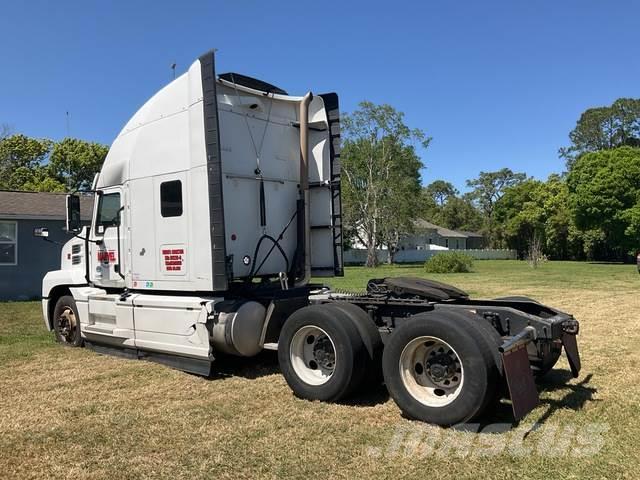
left=414, top=219, right=469, bottom=238
left=457, top=230, right=484, bottom=238
left=0, top=190, right=94, bottom=221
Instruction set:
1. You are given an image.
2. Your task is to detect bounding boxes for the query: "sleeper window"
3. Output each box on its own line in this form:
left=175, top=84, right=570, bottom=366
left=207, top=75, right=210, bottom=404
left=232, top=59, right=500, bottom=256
left=161, top=180, right=183, bottom=217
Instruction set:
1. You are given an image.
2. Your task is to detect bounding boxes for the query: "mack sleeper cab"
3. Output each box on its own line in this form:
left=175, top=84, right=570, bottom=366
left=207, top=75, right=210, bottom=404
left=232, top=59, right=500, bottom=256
left=39, top=50, right=581, bottom=426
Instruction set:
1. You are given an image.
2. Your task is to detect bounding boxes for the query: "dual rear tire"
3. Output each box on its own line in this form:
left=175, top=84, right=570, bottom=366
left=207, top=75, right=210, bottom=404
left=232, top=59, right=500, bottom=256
left=279, top=304, right=503, bottom=426
left=278, top=303, right=381, bottom=402
left=382, top=311, right=503, bottom=425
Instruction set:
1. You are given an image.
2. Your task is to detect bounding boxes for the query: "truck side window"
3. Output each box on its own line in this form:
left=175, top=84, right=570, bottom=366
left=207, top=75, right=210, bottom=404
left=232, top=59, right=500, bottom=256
left=96, top=193, right=121, bottom=229
left=160, top=180, right=183, bottom=217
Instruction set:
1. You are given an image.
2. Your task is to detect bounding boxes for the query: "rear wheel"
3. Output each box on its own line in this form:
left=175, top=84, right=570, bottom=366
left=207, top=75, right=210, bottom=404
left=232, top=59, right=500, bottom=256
left=437, top=308, right=505, bottom=416
left=278, top=305, right=367, bottom=402
left=53, top=295, right=82, bottom=347
left=326, top=302, right=383, bottom=387
left=382, top=314, right=494, bottom=426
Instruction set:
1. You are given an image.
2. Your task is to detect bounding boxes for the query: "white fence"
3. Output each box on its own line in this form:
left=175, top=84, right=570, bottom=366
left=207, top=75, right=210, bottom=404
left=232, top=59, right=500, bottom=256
left=343, top=248, right=517, bottom=265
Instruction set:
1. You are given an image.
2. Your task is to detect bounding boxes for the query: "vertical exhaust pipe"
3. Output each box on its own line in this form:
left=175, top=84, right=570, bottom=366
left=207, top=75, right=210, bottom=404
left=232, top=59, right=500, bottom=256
left=295, top=92, right=313, bottom=287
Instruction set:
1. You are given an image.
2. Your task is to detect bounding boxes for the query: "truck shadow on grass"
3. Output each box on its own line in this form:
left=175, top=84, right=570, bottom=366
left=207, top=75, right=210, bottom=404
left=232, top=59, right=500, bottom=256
left=206, top=352, right=391, bottom=406
left=206, top=356, right=596, bottom=417
left=480, top=370, right=597, bottom=428
left=208, top=351, right=281, bottom=380
left=534, top=371, right=598, bottom=423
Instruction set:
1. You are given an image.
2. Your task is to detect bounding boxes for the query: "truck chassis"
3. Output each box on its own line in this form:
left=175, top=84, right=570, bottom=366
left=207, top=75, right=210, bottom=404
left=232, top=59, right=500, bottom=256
left=48, top=276, right=581, bottom=426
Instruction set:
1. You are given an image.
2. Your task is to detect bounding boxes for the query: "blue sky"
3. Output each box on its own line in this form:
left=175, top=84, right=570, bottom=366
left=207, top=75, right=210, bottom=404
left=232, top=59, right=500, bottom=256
left=1, top=0, right=638, bottom=191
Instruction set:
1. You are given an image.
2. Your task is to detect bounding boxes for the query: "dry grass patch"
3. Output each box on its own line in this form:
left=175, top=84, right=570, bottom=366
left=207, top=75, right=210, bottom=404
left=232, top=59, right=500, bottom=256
left=1, top=261, right=639, bottom=479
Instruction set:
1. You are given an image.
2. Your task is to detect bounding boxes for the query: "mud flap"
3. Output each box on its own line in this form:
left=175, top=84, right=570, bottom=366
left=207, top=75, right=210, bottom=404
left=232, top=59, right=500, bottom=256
left=501, top=343, right=539, bottom=421
left=562, top=333, right=581, bottom=378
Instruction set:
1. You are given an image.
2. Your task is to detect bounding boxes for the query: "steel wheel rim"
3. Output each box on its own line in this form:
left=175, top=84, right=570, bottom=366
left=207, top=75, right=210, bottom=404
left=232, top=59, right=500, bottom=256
left=399, top=335, right=464, bottom=407
left=290, top=325, right=337, bottom=386
left=56, top=307, right=77, bottom=343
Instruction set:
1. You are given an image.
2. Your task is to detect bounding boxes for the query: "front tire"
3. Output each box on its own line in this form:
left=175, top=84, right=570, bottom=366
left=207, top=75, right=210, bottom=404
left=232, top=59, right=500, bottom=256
left=382, top=314, right=493, bottom=426
left=52, top=295, right=82, bottom=347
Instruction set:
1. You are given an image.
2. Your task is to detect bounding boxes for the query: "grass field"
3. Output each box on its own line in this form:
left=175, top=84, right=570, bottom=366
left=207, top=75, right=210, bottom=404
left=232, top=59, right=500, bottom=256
left=1, top=261, right=639, bottom=479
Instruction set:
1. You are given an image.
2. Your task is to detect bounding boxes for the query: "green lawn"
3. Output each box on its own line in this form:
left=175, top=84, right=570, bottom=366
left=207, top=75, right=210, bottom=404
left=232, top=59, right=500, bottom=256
left=0, top=261, right=638, bottom=479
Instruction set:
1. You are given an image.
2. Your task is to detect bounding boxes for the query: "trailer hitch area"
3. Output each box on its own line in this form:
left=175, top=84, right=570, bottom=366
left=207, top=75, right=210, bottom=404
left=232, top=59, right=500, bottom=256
left=561, top=318, right=581, bottom=378
left=499, top=326, right=539, bottom=421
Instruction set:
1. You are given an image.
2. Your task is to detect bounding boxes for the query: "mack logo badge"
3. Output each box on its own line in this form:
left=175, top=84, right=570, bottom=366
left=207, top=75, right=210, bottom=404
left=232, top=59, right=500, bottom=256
left=97, top=250, right=116, bottom=264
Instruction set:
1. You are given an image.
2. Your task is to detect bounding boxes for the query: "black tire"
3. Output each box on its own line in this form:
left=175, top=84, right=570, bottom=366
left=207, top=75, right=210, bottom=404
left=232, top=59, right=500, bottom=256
left=530, top=341, right=562, bottom=377
left=434, top=308, right=505, bottom=417
left=382, top=313, right=493, bottom=426
left=278, top=304, right=368, bottom=402
left=325, top=302, right=383, bottom=387
left=52, top=295, right=82, bottom=347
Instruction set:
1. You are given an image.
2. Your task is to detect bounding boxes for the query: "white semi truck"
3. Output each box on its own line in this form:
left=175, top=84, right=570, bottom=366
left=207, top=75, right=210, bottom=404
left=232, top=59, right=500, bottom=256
left=39, top=50, right=581, bottom=426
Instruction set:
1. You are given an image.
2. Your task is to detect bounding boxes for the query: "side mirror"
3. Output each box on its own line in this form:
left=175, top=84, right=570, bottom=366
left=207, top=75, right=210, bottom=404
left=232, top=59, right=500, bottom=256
left=33, top=227, right=49, bottom=238
left=66, top=194, right=82, bottom=232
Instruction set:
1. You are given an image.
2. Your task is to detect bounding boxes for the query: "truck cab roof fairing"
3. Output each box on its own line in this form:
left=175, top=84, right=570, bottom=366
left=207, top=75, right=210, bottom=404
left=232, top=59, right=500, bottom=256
left=97, top=59, right=206, bottom=189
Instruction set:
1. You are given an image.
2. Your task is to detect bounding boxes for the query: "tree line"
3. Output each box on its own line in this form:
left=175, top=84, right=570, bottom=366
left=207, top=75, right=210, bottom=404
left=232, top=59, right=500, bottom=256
left=342, top=98, right=640, bottom=265
left=0, top=126, right=108, bottom=192
left=3, top=97, right=640, bottom=264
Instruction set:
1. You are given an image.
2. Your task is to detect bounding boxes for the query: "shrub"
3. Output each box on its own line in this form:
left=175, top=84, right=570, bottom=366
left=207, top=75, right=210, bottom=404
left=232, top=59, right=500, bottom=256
left=424, top=251, right=474, bottom=273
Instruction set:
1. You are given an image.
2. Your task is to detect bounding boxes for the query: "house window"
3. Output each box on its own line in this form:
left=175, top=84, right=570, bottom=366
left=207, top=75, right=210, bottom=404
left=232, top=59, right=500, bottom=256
left=160, top=180, right=183, bottom=217
left=0, top=221, right=17, bottom=265
left=445, top=239, right=449, bottom=248
left=96, top=193, right=121, bottom=230
left=456, top=240, right=459, bottom=249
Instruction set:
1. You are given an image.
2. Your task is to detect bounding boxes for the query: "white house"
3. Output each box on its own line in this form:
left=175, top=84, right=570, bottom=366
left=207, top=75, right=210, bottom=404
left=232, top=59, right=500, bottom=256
left=398, top=220, right=473, bottom=251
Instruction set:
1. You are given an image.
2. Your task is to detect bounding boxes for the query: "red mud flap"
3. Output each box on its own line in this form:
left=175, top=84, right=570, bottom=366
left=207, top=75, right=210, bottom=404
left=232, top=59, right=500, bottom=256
left=501, top=343, right=539, bottom=421
left=562, top=333, right=581, bottom=378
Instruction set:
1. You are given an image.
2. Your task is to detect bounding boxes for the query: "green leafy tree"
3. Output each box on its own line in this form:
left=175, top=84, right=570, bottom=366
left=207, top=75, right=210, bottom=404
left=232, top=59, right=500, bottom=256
left=0, top=134, right=54, bottom=190
left=567, top=146, right=640, bottom=260
left=466, top=168, right=526, bottom=247
left=0, top=134, right=108, bottom=192
left=342, top=101, right=430, bottom=266
left=424, top=180, right=458, bottom=206
left=435, top=195, right=483, bottom=232
left=494, top=179, right=543, bottom=256
left=561, top=98, right=640, bottom=168
left=495, top=175, right=580, bottom=259
left=49, top=138, right=109, bottom=191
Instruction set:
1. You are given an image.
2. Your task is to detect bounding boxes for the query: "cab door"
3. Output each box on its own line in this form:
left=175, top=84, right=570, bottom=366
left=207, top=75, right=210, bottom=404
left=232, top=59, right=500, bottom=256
left=90, top=188, right=126, bottom=289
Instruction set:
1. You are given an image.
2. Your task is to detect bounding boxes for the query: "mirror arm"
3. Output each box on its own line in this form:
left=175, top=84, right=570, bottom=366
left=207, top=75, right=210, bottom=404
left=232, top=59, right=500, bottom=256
left=72, top=232, right=102, bottom=245
left=37, top=237, right=65, bottom=246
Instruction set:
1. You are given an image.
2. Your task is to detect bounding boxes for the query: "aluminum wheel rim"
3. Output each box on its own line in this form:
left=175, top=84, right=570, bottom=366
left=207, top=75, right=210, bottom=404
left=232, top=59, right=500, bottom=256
left=399, top=336, right=464, bottom=407
left=290, top=325, right=336, bottom=386
left=57, top=307, right=77, bottom=343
